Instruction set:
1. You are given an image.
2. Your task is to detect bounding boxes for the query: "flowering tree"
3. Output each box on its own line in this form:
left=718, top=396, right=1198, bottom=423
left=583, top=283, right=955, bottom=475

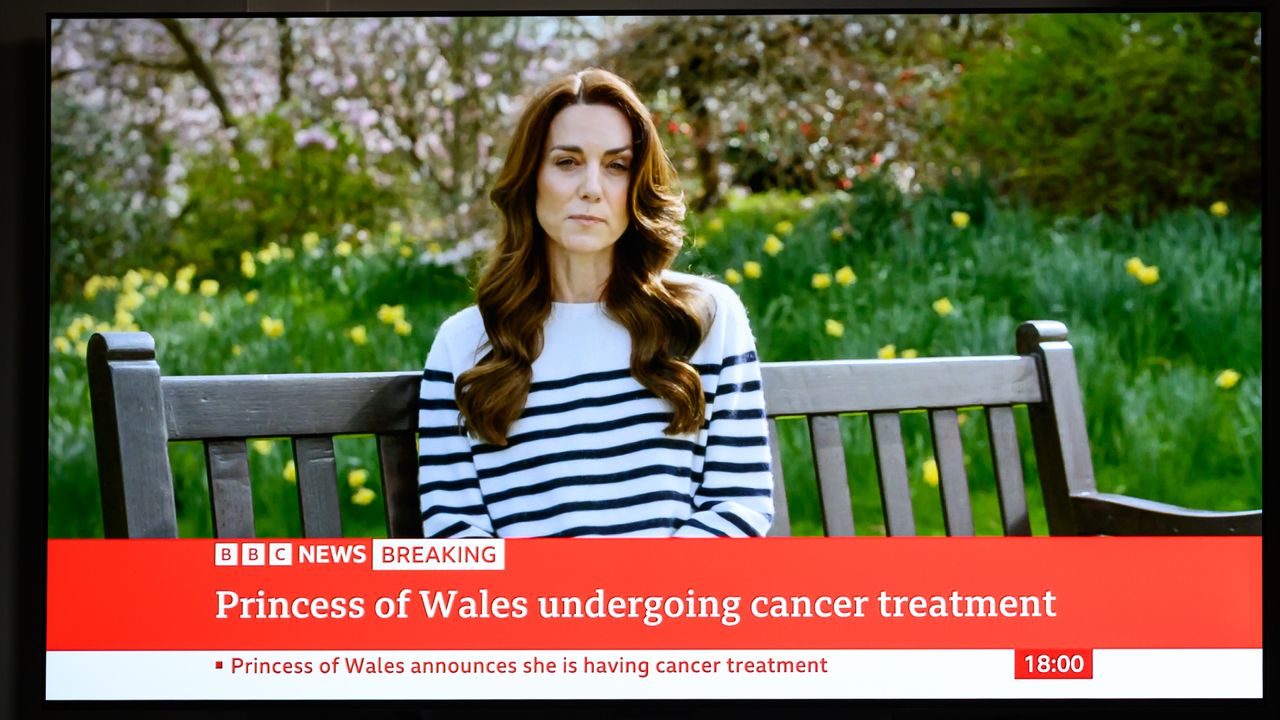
left=50, top=17, right=588, bottom=297
left=599, top=14, right=1010, bottom=210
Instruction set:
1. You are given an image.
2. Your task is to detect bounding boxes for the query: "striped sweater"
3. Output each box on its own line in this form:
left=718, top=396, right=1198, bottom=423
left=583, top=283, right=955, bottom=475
left=416, top=272, right=774, bottom=538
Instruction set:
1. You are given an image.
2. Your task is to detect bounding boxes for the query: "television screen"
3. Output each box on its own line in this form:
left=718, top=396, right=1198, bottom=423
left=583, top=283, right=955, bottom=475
left=42, top=6, right=1262, bottom=709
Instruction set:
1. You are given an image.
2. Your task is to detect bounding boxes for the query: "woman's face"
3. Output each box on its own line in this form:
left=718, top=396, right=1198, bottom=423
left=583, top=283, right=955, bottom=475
left=535, top=103, right=634, bottom=261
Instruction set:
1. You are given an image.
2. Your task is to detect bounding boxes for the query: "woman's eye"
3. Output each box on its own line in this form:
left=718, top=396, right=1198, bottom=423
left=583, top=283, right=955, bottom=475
left=555, top=157, right=576, bottom=167
left=609, top=161, right=630, bottom=172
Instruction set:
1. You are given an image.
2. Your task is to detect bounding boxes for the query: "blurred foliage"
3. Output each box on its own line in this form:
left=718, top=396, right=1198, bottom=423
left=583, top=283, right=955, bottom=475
left=600, top=14, right=1013, bottom=208
left=174, top=109, right=395, bottom=278
left=50, top=89, right=172, bottom=294
left=947, top=12, right=1261, bottom=218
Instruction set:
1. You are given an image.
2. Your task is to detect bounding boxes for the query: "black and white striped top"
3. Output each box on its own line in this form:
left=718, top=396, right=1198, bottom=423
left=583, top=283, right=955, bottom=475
left=417, top=272, right=774, bottom=538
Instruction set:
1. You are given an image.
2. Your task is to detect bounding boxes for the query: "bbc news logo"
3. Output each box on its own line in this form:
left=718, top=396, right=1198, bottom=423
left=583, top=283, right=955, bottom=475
left=213, top=540, right=501, bottom=569
left=214, top=542, right=371, bottom=566
left=215, top=542, right=294, bottom=566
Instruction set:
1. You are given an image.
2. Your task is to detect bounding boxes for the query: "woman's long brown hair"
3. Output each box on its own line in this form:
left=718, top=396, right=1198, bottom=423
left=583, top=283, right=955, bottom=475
left=456, top=68, right=709, bottom=446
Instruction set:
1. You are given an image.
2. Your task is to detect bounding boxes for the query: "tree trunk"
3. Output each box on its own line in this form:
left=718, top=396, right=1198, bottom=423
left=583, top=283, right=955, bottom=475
left=276, top=18, right=294, bottom=104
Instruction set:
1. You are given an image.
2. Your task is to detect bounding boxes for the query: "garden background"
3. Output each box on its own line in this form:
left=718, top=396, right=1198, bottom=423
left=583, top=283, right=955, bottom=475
left=48, top=13, right=1262, bottom=538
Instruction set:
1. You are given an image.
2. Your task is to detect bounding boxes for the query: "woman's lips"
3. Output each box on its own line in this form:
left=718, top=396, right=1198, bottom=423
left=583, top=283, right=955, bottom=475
left=569, top=215, right=605, bottom=224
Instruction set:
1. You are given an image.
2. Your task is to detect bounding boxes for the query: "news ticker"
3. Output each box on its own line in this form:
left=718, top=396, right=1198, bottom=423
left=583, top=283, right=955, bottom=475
left=46, top=537, right=1260, bottom=699
left=46, top=649, right=1261, bottom=699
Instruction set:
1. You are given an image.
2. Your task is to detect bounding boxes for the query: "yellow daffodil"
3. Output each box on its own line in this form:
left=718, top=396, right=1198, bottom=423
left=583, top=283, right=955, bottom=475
left=774, top=219, right=794, bottom=235
left=64, top=318, right=84, bottom=341
left=830, top=227, right=845, bottom=241
left=707, top=217, right=724, bottom=232
left=824, top=319, right=844, bottom=337
left=922, top=457, right=939, bottom=487
left=1215, top=369, right=1241, bottom=390
left=351, top=487, right=376, bottom=506
left=427, top=241, right=443, bottom=254
left=399, top=245, right=413, bottom=258
left=113, top=309, right=134, bottom=328
left=932, top=297, right=955, bottom=316
left=281, top=247, right=295, bottom=260
left=75, top=341, right=88, bottom=358
left=377, top=304, right=405, bottom=325
left=283, top=459, right=296, bottom=483
left=812, top=272, right=832, bottom=290
left=151, top=272, right=168, bottom=289
left=689, top=235, right=706, bottom=249
left=1124, top=256, right=1146, bottom=277
left=878, top=344, right=896, bottom=359
left=388, top=221, right=403, bottom=237
left=53, top=337, right=71, bottom=354
left=394, top=319, right=413, bottom=336
left=198, top=279, right=219, bottom=297
left=116, top=289, right=145, bottom=312
left=176, top=264, right=197, bottom=283
left=900, top=348, right=919, bottom=359
left=198, top=310, right=214, bottom=327
left=95, top=321, right=110, bottom=333
left=347, top=468, right=369, bottom=488
left=302, top=231, right=320, bottom=251
left=835, top=266, right=856, bottom=286
left=950, top=211, right=970, bottom=229
left=83, top=275, right=104, bottom=300
left=257, top=242, right=281, bottom=264
left=244, top=289, right=259, bottom=305
left=743, top=261, right=762, bottom=279
left=763, top=234, right=784, bottom=256
left=724, top=268, right=743, bottom=285
left=1136, top=265, right=1159, bottom=285
left=1210, top=201, right=1229, bottom=217
left=122, top=269, right=145, bottom=292
left=240, top=251, right=257, bottom=278
left=335, top=240, right=353, bottom=257
left=348, top=325, right=368, bottom=345
left=101, top=275, right=119, bottom=289
left=137, top=268, right=152, bottom=281
left=260, top=316, right=285, bottom=338
left=251, top=439, right=273, bottom=455
left=231, top=344, right=242, bottom=357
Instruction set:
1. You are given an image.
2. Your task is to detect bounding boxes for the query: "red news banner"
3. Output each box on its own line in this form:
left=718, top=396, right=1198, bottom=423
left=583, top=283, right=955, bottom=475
left=47, top=537, right=1259, bottom=652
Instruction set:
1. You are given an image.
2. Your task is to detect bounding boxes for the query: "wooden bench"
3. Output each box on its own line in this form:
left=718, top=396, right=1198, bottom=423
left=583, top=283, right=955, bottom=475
left=86, top=320, right=1262, bottom=539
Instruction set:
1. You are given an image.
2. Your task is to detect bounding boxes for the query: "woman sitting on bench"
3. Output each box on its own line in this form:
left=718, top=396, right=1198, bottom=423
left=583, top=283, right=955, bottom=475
left=416, top=68, right=774, bottom=538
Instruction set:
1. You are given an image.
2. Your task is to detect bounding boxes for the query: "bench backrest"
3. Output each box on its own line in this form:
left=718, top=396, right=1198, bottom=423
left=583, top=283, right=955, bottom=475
left=86, top=320, right=1260, bottom=539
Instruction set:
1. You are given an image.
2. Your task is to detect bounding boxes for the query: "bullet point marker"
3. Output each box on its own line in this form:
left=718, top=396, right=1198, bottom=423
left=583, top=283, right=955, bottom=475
left=215, top=661, right=223, bottom=669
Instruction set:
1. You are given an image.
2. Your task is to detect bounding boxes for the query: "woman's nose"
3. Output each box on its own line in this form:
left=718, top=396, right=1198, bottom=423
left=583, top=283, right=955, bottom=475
left=579, top=166, right=602, bottom=201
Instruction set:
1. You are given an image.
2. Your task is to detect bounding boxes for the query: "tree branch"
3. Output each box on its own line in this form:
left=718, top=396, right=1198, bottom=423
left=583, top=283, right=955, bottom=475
left=155, top=18, right=241, bottom=145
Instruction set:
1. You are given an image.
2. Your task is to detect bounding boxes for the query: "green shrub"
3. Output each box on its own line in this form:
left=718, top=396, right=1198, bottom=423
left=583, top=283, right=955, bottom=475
left=174, top=109, right=397, bottom=282
left=948, top=12, right=1261, bottom=218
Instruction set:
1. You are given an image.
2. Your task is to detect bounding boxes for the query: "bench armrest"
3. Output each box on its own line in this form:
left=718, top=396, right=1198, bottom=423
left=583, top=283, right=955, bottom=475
left=1070, top=492, right=1262, bottom=536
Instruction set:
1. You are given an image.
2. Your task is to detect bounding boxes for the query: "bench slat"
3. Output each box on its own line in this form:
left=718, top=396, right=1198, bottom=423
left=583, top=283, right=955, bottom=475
left=763, top=356, right=1042, bottom=416
left=986, top=405, right=1031, bottom=536
left=765, top=418, right=791, bottom=537
left=929, top=409, right=974, bottom=536
left=378, top=432, right=424, bottom=539
left=161, top=373, right=420, bottom=440
left=204, top=439, right=255, bottom=538
left=292, top=436, right=342, bottom=538
left=808, top=414, right=854, bottom=536
left=870, top=412, right=916, bottom=537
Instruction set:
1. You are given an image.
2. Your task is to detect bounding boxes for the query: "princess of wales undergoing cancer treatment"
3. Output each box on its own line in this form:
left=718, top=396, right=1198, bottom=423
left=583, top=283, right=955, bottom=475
left=416, top=68, right=774, bottom=538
